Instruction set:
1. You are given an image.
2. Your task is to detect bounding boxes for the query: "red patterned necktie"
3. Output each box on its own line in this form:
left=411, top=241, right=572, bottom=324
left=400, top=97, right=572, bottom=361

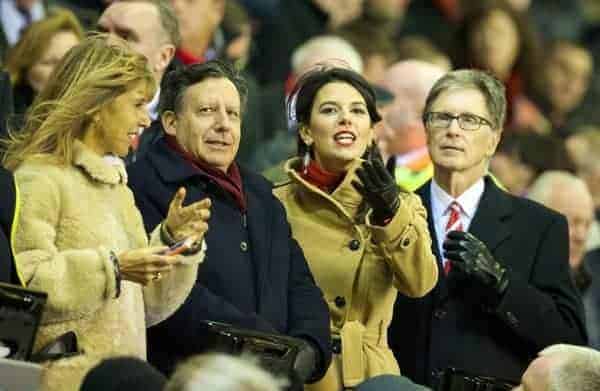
left=444, top=201, right=463, bottom=275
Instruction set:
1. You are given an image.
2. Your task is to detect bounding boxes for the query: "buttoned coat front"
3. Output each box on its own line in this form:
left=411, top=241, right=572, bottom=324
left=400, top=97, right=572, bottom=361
left=274, top=158, right=438, bottom=390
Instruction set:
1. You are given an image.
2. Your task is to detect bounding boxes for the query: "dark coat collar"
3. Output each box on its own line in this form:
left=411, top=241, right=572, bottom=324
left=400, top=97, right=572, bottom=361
left=146, top=138, right=273, bottom=196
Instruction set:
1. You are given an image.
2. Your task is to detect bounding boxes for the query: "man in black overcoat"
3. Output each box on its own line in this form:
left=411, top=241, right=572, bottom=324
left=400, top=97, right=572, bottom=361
left=389, top=69, right=587, bottom=388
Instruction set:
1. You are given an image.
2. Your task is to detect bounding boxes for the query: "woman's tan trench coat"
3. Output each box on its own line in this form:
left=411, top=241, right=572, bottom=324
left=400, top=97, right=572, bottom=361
left=274, top=158, right=438, bottom=390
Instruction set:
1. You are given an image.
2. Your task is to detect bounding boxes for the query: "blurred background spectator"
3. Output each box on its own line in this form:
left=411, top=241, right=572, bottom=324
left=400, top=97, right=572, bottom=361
left=171, top=0, right=225, bottom=64
left=376, top=60, right=445, bottom=191
left=527, top=172, right=600, bottom=349
left=451, top=0, right=542, bottom=129
left=0, top=0, right=600, bottom=374
left=527, top=171, right=594, bottom=289
left=489, top=132, right=576, bottom=196
left=0, top=0, right=47, bottom=59
left=5, top=8, right=83, bottom=116
left=522, top=40, right=593, bottom=135
left=395, top=36, right=452, bottom=72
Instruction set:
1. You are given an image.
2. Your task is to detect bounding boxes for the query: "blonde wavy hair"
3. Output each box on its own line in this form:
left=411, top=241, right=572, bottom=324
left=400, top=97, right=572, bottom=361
left=2, top=34, right=156, bottom=170
left=5, top=7, right=85, bottom=86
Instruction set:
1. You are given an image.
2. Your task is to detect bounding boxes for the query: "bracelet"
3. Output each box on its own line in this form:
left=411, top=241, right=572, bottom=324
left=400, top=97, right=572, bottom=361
left=160, top=221, right=177, bottom=246
left=109, top=251, right=122, bottom=299
left=160, top=221, right=203, bottom=255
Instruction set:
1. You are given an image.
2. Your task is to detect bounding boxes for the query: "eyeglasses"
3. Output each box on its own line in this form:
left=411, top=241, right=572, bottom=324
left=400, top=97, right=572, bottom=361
left=424, top=111, right=495, bottom=131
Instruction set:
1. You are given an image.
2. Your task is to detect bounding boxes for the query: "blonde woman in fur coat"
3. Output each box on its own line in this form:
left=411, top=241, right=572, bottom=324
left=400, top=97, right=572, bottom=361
left=2, top=35, right=211, bottom=391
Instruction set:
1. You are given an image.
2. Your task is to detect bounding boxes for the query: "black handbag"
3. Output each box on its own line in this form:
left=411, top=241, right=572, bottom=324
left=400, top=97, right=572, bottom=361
left=434, top=367, right=518, bottom=391
left=195, top=320, right=310, bottom=390
left=0, top=282, right=46, bottom=360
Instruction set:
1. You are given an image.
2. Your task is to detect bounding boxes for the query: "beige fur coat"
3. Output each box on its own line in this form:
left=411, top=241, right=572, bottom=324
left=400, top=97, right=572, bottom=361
left=12, top=141, right=204, bottom=391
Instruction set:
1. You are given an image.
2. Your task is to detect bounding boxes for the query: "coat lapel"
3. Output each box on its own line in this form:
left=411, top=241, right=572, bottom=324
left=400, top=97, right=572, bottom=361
left=468, top=177, right=513, bottom=255
left=416, top=181, right=449, bottom=302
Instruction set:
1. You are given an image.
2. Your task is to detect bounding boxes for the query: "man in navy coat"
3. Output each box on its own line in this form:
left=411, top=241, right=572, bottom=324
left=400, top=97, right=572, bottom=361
left=388, top=70, right=586, bottom=388
left=127, top=60, right=331, bottom=383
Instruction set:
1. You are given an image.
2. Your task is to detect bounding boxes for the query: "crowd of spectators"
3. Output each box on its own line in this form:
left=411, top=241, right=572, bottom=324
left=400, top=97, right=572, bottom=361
left=0, top=0, right=599, bottom=390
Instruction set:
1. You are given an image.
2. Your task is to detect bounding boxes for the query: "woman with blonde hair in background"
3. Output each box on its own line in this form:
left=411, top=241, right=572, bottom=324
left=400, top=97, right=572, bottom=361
left=2, top=34, right=211, bottom=391
left=5, top=8, right=84, bottom=115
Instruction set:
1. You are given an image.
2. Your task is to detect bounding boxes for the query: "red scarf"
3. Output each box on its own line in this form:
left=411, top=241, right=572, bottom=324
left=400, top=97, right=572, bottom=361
left=165, top=135, right=247, bottom=212
left=298, top=160, right=345, bottom=193
left=175, top=48, right=205, bottom=65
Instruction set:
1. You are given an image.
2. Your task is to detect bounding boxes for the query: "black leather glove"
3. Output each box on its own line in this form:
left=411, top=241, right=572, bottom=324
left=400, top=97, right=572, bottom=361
left=443, top=231, right=510, bottom=309
left=293, top=339, right=318, bottom=384
left=352, top=157, right=400, bottom=225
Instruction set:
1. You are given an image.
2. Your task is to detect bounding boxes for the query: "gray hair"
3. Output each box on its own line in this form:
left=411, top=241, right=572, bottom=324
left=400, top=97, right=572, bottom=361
left=164, top=353, right=286, bottom=391
left=527, top=170, right=590, bottom=206
left=540, top=344, right=600, bottom=391
left=124, top=0, right=181, bottom=47
left=423, top=69, right=506, bottom=130
left=291, top=35, right=363, bottom=75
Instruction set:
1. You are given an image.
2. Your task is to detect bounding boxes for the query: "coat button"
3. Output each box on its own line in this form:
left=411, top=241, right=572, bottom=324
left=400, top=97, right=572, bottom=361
left=331, top=338, right=342, bottom=354
left=349, top=239, right=360, bottom=251
left=240, top=241, right=248, bottom=252
left=505, top=311, right=519, bottom=326
left=334, top=296, right=346, bottom=308
left=433, top=308, right=447, bottom=319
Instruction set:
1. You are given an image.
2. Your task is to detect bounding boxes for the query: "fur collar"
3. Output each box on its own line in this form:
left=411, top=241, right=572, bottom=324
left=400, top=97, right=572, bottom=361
left=72, top=140, right=126, bottom=185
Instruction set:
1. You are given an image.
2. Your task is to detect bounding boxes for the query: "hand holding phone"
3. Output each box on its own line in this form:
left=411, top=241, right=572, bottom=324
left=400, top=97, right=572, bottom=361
left=160, top=237, right=197, bottom=256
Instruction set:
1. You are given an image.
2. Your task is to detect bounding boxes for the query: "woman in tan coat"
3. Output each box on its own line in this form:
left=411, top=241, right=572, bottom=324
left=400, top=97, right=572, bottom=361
left=2, top=35, right=211, bottom=391
left=274, top=67, right=438, bottom=390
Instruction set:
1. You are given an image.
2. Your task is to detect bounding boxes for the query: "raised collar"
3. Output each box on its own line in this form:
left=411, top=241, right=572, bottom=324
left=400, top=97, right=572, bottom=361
left=284, top=157, right=364, bottom=219
left=144, top=138, right=272, bottom=196
left=72, top=140, right=126, bottom=185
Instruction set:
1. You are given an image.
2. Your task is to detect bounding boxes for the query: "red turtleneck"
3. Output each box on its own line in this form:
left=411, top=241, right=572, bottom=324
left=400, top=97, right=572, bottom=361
left=299, top=159, right=345, bottom=193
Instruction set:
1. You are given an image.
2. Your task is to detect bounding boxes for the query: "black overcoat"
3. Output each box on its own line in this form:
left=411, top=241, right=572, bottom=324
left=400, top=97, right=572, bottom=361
left=389, top=177, right=587, bottom=385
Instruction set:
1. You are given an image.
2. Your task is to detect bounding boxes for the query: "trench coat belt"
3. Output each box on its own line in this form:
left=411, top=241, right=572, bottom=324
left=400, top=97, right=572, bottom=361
left=339, top=320, right=383, bottom=387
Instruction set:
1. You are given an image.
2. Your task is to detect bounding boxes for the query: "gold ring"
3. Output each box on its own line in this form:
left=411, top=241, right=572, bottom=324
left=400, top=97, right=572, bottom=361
left=153, top=272, right=162, bottom=281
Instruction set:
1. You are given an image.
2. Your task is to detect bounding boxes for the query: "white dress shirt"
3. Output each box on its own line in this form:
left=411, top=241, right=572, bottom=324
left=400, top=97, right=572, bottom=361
left=146, top=87, right=160, bottom=122
left=1, top=0, right=44, bottom=46
left=430, top=178, right=485, bottom=262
